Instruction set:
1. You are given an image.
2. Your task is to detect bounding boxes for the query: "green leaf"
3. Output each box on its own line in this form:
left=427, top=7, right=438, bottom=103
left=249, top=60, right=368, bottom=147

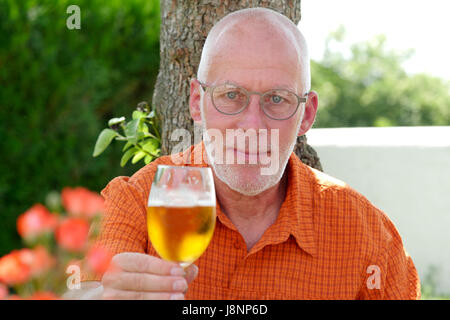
left=144, top=155, right=154, bottom=164
left=122, top=141, right=134, bottom=152
left=125, top=119, right=140, bottom=143
left=108, top=117, right=126, bottom=127
left=120, top=147, right=137, bottom=167
left=132, top=110, right=146, bottom=120
left=142, top=123, right=149, bottom=134
left=93, top=129, right=118, bottom=157
left=143, top=132, right=159, bottom=140
left=131, top=151, right=146, bottom=164
left=142, top=139, right=158, bottom=155
left=136, top=131, right=146, bottom=142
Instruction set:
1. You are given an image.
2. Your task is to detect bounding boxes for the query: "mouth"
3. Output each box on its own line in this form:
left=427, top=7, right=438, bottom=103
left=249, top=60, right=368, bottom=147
left=227, top=148, right=271, bottom=163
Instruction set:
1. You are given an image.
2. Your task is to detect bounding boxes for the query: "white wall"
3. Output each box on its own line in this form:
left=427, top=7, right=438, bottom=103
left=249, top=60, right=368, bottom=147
left=306, top=126, right=450, bottom=294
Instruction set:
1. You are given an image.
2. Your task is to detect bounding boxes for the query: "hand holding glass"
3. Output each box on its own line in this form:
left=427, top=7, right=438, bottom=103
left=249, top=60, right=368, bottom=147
left=147, top=165, right=216, bottom=268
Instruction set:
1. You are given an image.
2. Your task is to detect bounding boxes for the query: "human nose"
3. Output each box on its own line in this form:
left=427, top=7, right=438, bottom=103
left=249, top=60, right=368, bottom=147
left=237, top=93, right=267, bottom=130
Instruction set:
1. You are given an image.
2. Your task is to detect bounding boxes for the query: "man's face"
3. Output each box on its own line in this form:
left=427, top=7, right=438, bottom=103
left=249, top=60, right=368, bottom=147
left=192, top=23, right=308, bottom=195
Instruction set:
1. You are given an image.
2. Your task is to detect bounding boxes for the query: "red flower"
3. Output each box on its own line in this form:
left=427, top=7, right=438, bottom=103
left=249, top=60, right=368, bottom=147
left=0, top=283, right=8, bottom=300
left=0, top=251, right=31, bottom=285
left=16, top=204, right=58, bottom=240
left=29, top=291, right=60, bottom=300
left=17, top=246, right=55, bottom=277
left=61, top=187, right=105, bottom=218
left=55, top=218, right=90, bottom=251
left=86, top=245, right=112, bottom=275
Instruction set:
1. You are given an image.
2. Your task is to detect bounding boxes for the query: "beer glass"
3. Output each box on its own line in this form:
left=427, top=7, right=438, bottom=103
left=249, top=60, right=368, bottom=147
left=147, top=165, right=216, bottom=268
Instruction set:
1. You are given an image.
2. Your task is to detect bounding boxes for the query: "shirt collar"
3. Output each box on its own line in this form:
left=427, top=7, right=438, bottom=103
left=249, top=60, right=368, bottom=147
left=282, top=153, right=317, bottom=257
left=243, top=152, right=317, bottom=257
left=181, top=141, right=317, bottom=257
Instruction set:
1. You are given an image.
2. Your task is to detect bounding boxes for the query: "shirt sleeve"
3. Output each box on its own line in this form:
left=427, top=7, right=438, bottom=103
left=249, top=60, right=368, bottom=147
left=381, top=215, right=421, bottom=300
left=80, top=176, right=148, bottom=282
left=359, top=209, right=421, bottom=300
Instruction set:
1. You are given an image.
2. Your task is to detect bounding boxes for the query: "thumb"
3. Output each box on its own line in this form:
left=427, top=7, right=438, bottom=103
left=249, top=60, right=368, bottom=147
left=184, top=264, right=198, bottom=284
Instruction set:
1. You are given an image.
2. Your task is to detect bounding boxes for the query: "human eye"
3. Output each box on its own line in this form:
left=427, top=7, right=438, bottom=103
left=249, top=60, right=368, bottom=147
left=217, top=87, right=244, bottom=101
left=264, top=90, right=297, bottom=108
left=266, top=91, right=290, bottom=105
left=270, top=94, right=284, bottom=104
left=226, top=90, right=238, bottom=100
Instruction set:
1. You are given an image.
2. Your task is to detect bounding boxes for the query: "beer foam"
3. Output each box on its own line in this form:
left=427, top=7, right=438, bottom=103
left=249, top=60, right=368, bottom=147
left=148, top=185, right=215, bottom=207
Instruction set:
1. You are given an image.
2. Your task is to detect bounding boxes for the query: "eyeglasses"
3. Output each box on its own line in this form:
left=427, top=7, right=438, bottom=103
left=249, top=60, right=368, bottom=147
left=198, top=80, right=307, bottom=120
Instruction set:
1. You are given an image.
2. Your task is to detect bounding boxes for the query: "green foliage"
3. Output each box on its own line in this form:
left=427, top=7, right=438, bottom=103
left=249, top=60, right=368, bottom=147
left=0, top=0, right=160, bottom=255
left=93, top=101, right=161, bottom=166
left=312, top=26, right=450, bottom=128
left=420, top=265, right=450, bottom=300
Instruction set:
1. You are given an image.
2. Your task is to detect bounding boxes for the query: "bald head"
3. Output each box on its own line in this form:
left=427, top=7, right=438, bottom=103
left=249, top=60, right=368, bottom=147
left=197, top=7, right=310, bottom=94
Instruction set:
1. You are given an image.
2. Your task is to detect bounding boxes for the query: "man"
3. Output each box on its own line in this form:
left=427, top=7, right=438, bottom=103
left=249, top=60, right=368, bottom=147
left=69, top=7, right=420, bottom=300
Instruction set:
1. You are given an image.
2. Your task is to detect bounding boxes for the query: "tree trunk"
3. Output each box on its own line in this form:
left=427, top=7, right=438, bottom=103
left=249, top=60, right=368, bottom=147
left=153, top=0, right=322, bottom=171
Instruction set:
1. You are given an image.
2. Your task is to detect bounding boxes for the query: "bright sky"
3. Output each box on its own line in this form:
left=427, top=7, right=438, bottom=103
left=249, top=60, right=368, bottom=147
left=298, top=0, right=450, bottom=80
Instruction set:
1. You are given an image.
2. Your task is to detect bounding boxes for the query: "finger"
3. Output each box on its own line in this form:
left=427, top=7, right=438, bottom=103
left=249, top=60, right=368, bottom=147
left=111, top=252, right=185, bottom=276
left=184, top=264, right=199, bottom=284
left=103, top=288, right=185, bottom=300
left=103, top=272, right=188, bottom=293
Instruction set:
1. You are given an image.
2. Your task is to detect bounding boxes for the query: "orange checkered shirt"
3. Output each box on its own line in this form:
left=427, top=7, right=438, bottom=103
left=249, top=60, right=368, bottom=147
left=82, top=141, right=421, bottom=300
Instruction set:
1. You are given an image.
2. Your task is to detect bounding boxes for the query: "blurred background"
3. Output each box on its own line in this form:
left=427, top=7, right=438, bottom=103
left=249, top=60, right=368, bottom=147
left=0, top=0, right=448, bottom=297
left=300, top=0, right=450, bottom=298
left=0, top=0, right=160, bottom=255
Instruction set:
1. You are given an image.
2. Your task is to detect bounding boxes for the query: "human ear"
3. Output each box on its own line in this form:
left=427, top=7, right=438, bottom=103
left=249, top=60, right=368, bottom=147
left=189, top=78, right=202, bottom=124
left=298, top=90, right=318, bottom=136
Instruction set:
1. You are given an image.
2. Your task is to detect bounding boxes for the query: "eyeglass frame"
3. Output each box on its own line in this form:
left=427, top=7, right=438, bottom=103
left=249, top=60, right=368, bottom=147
left=197, top=80, right=308, bottom=121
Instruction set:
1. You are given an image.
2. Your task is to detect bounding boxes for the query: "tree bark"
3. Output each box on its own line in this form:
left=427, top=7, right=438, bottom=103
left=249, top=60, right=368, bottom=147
left=153, top=0, right=322, bottom=171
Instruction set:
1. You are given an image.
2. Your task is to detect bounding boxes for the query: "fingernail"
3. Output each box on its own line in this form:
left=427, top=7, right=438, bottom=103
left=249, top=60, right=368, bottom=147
left=191, top=264, right=199, bottom=278
left=171, top=267, right=186, bottom=276
left=184, top=264, right=198, bottom=280
left=173, top=279, right=187, bottom=291
left=170, top=293, right=184, bottom=300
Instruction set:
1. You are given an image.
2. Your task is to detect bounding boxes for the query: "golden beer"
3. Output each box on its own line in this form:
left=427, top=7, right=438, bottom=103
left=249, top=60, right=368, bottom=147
left=147, top=205, right=216, bottom=266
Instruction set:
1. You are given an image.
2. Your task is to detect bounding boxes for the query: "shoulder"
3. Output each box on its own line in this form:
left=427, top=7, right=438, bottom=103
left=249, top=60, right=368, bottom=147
left=298, top=160, right=398, bottom=247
